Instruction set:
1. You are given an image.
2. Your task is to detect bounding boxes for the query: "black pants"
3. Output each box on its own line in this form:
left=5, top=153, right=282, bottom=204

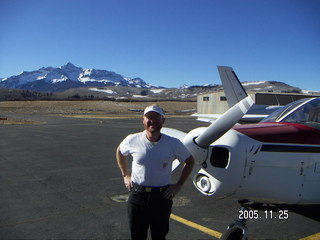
left=128, top=188, right=173, bottom=240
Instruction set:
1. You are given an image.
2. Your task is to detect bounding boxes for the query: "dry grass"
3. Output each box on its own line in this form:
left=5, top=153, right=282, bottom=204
left=0, top=100, right=197, bottom=123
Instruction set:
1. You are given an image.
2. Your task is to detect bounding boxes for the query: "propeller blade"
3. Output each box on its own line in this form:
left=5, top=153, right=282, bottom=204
left=172, top=159, right=181, bottom=171
left=161, top=127, right=187, bottom=171
left=218, top=66, right=248, bottom=108
left=161, top=127, right=187, bottom=141
left=195, top=96, right=254, bottom=148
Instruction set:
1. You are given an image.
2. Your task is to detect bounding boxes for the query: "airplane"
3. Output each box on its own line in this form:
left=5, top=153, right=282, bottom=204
left=162, top=66, right=320, bottom=239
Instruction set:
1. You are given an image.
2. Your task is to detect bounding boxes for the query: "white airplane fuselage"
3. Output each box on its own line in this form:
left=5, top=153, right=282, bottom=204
left=191, top=122, right=320, bottom=205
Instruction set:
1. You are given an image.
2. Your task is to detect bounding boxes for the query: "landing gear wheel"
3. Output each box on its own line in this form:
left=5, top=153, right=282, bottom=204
left=221, top=226, right=247, bottom=240
left=221, top=203, right=249, bottom=240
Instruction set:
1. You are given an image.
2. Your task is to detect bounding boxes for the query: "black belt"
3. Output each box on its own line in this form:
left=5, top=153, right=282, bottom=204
left=133, top=184, right=169, bottom=193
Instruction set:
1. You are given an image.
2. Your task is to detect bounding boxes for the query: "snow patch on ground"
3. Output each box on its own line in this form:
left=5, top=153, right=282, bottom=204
left=89, top=88, right=115, bottom=94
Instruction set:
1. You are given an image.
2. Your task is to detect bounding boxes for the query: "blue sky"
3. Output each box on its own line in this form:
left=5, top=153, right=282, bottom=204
left=0, top=0, right=319, bottom=90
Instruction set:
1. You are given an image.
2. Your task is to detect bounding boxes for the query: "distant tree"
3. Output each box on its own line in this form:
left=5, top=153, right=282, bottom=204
left=140, top=90, right=148, bottom=96
left=71, top=93, right=81, bottom=99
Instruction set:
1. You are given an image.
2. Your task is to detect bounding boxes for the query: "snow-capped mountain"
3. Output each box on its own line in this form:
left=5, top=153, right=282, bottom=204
left=0, top=62, right=155, bottom=92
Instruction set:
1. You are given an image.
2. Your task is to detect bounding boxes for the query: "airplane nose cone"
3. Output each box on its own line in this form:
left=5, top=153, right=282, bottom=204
left=182, top=128, right=208, bottom=165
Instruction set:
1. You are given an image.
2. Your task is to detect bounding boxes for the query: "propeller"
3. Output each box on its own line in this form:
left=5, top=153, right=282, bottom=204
left=161, top=127, right=187, bottom=141
left=161, top=96, right=253, bottom=170
left=218, top=66, right=248, bottom=108
left=161, top=127, right=187, bottom=170
left=195, top=96, right=254, bottom=148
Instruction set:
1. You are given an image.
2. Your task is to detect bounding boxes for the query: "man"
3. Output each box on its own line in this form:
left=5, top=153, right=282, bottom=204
left=116, top=105, right=194, bottom=240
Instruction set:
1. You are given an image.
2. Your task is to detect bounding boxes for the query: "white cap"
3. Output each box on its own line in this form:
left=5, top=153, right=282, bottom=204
left=143, top=105, right=165, bottom=116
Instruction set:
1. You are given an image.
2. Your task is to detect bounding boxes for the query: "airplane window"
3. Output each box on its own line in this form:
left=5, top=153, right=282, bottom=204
left=282, top=105, right=309, bottom=123
left=282, top=98, right=320, bottom=128
left=307, top=99, right=320, bottom=123
left=261, top=98, right=308, bottom=123
left=260, top=106, right=284, bottom=122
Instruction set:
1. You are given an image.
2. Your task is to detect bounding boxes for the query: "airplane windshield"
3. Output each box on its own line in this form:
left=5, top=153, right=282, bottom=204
left=261, top=98, right=309, bottom=123
left=261, top=98, right=320, bottom=130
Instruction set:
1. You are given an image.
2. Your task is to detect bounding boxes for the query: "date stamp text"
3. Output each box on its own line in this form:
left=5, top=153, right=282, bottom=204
left=239, top=209, right=289, bottom=220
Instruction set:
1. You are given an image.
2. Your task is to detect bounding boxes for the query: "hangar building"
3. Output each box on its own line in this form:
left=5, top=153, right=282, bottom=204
left=197, top=92, right=320, bottom=114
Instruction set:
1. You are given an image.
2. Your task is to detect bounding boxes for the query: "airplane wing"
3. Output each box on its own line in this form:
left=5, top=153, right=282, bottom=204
left=191, top=113, right=221, bottom=123
left=192, top=113, right=268, bottom=123
left=242, top=114, right=268, bottom=122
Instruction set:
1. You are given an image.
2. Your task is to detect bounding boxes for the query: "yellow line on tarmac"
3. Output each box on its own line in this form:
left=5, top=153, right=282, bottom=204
left=170, top=213, right=222, bottom=239
left=299, top=232, right=320, bottom=240
left=171, top=213, right=320, bottom=240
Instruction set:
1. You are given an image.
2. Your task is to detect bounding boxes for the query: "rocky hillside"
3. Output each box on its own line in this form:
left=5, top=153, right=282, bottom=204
left=0, top=62, right=155, bottom=92
left=1, top=63, right=318, bottom=101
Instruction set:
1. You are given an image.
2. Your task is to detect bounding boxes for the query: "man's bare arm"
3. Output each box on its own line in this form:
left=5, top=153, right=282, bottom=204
left=177, top=155, right=195, bottom=186
left=116, top=145, right=133, bottom=191
left=164, top=155, right=195, bottom=199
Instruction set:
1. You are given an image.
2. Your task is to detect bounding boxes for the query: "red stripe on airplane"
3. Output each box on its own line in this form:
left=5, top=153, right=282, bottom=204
left=234, top=122, right=320, bottom=145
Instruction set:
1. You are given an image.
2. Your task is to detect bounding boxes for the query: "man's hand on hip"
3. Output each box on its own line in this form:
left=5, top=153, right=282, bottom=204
left=164, top=183, right=182, bottom=200
left=124, top=175, right=133, bottom=191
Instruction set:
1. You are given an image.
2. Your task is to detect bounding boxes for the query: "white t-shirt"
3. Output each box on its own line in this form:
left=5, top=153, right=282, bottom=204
left=119, top=131, right=191, bottom=187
